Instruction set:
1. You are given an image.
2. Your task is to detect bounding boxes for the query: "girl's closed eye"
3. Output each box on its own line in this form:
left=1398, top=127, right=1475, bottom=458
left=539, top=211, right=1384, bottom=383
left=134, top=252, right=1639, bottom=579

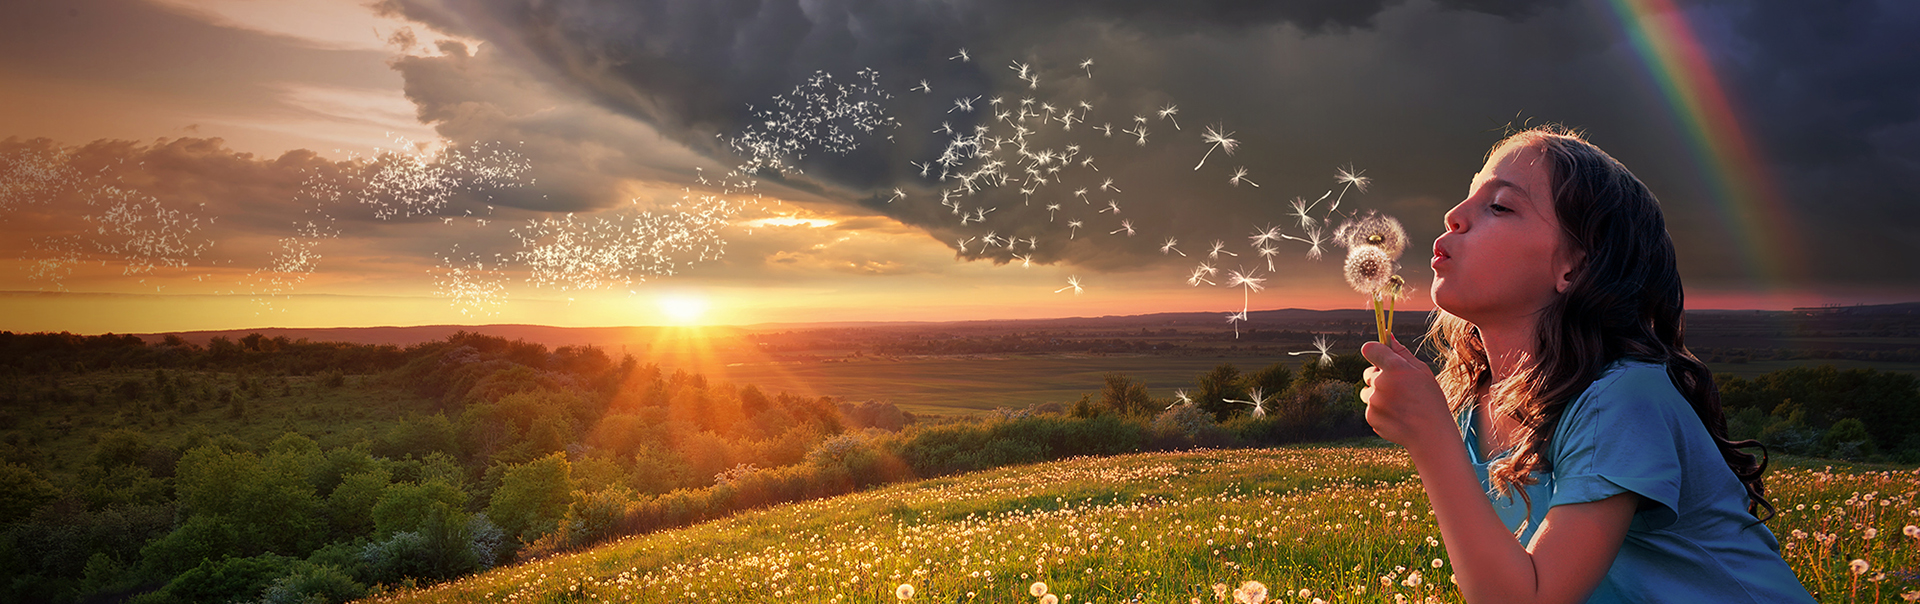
left=1489, top=203, right=1513, bottom=215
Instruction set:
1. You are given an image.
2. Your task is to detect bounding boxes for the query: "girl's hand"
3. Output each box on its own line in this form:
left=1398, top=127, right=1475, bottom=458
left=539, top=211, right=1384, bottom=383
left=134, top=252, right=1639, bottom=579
left=1360, top=337, right=1454, bottom=453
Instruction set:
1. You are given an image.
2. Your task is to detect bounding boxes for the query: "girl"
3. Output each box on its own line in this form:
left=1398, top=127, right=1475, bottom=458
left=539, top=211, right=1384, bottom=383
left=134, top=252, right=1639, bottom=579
left=1358, top=126, right=1814, bottom=603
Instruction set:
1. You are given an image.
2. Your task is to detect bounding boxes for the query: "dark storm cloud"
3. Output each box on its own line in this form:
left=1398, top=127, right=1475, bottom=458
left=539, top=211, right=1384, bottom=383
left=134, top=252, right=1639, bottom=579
left=1712, top=0, right=1920, bottom=284
left=374, top=0, right=1920, bottom=290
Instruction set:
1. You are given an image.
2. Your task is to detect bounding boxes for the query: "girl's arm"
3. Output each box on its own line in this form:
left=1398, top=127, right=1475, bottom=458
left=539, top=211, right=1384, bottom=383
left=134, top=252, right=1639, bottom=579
left=1361, top=338, right=1638, bottom=604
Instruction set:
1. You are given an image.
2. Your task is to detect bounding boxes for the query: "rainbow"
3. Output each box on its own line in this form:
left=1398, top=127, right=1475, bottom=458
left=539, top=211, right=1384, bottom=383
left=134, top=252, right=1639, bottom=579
left=1605, top=0, right=1803, bottom=287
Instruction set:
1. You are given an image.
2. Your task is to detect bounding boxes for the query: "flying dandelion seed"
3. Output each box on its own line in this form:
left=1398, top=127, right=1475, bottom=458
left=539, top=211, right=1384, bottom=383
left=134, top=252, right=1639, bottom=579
left=1229, top=166, right=1260, bottom=187
left=1280, top=225, right=1328, bottom=260
left=1079, top=58, right=1093, bottom=77
left=912, top=79, right=931, bottom=94
left=1169, top=389, right=1194, bottom=408
left=1188, top=262, right=1217, bottom=286
left=1157, top=104, right=1182, bottom=130
left=1327, top=164, right=1372, bottom=215
left=1289, top=196, right=1318, bottom=229
left=1161, top=237, right=1186, bottom=257
left=1226, top=388, right=1277, bottom=419
left=1209, top=240, right=1238, bottom=259
left=1055, top=275, right=1083, bottom=294
left=1110, top=220, right=1134, bottom=236
left=1067, top=219, right=1083, bottom=239
left=1194, top=124, right=1239, bottom=170
left=951, top=48, right=970, bottom=62
left=1100, top=177, right=1121, bottom=193
left=1288, top=334, right=1335, bottom=365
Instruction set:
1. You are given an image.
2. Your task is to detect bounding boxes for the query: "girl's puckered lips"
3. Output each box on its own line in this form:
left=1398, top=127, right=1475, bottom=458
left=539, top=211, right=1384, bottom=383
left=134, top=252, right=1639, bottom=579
left=1430, top=241, right=1450, bottom=269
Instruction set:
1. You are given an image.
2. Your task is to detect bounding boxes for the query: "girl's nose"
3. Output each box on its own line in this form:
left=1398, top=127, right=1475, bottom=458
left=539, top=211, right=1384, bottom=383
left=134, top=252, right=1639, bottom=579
left=1442, top=202, right=1466, bottom=233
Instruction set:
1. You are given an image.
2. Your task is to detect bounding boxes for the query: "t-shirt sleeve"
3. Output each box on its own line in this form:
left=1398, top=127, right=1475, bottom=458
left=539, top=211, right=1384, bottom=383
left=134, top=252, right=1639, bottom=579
left=1546, top=367, right=1685, bottom=530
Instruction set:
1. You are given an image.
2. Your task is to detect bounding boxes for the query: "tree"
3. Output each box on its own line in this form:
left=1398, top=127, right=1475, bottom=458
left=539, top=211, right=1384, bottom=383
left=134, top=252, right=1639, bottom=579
left=1099, top=373, right=1154, bottom=416
left=1196, top=364, right=1247, bottom=420
left=1244, top=363, right=1294, bottom=403
left=0, top=463, right=58, bottom=523
left=371, top=479, right=470, bottom=537
left=486, top=452, right=575, bottom=546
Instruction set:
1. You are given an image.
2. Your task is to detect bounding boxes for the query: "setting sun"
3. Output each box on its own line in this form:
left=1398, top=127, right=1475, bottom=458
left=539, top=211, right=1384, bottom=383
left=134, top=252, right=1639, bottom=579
left=655, top=293, right=710, bottom=325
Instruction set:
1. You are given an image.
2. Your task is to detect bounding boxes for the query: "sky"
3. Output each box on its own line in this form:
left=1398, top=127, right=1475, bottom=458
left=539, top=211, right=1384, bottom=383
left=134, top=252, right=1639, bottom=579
left=2, top=0, right=1916, bottom=333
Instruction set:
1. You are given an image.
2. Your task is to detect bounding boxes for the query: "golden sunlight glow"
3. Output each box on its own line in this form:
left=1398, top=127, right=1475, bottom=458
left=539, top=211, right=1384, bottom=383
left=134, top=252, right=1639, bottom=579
left=655, top=293, right=710, bottom=325
left=738, top=216, right=838, bottom=228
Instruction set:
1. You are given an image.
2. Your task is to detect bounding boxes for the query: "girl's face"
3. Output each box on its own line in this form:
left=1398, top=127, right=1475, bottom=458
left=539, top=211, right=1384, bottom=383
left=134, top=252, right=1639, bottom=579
left=1430, top=143, right=1581, bottom=325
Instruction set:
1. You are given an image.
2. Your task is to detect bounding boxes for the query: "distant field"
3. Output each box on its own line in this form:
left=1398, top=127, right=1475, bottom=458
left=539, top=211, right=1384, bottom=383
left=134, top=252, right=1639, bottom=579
left=644, top=350, right=1920, bottom=416
left=1704, top=358, right=1920, bottom=379
left=679, top=353, right=1303, bottom=416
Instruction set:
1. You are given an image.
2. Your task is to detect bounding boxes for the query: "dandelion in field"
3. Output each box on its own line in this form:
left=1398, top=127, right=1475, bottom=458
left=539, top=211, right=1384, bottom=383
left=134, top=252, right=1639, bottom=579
left=1031, top=582, right=1050, bottom=597
left=1431, top=558, right=1444, bottom=568
left=1403, top=570, right=1424, bottom=588
left=1041, top=595, right=1058, bottom=604
left=1905, top=525, right=1919, bottom=538
left=1299, top=589, right=1312, bottom=599
left=1851, top=559, right=1869, bottom=575
left=1232, top=581, right=1267, bottom=604
left=1212, top=583, right=1229, bottom=601
left=1194, top=125, right=1239, bottom=170
left=896, top=583, right=915, bottom=600
left=1864, top=527, right=1877, bottom=539
left=1229, top=166, right=1259, bottom=187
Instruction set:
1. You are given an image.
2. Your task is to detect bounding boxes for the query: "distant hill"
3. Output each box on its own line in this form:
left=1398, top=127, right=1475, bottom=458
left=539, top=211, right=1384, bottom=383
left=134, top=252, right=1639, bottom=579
left=123, top=302, right=1920, bottom=349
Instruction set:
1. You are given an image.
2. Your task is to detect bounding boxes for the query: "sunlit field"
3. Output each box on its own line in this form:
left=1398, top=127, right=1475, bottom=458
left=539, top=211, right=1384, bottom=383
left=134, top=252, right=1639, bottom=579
left=365, top=443, right=1919, bottom=604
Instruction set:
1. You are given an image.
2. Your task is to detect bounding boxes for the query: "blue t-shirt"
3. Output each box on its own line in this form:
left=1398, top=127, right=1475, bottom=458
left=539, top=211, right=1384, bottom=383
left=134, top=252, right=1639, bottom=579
left=1460, top=360, right=1814, bottom=603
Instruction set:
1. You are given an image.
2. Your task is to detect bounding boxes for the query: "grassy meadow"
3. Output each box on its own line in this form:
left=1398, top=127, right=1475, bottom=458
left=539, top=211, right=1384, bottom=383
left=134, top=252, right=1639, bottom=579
left=366, top=443, right=1920, bottom=604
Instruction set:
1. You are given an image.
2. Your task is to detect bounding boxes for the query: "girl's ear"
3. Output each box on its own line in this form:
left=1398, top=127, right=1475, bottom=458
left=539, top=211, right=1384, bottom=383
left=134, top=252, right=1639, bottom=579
left=1554, top=249, right=1586, bottom=294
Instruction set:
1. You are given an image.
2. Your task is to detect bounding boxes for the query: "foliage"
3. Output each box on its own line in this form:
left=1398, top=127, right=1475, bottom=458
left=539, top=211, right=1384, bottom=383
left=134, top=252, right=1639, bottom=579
left=1719, top=365, right=1920, bottom=457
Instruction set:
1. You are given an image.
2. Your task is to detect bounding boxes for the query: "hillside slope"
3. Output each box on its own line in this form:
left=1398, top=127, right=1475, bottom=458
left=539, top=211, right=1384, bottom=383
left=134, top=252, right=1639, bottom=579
left=363, top=445, right=1919, bottom=604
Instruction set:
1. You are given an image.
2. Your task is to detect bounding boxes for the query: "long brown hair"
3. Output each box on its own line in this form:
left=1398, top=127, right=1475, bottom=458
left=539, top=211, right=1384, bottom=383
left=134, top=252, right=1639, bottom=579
left=1424, top=125, right=1773, bottom=520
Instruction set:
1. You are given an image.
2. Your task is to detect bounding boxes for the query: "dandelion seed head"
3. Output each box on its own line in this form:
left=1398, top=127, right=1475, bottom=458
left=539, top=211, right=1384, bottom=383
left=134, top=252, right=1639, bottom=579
left=1344, top=246, right=1394, bottom=295
left=1232, top=581, right=1267, bottom=604
left=1334, top=210, right=1407, bottom=257
left=1031, top=582, right=1049, bottom=597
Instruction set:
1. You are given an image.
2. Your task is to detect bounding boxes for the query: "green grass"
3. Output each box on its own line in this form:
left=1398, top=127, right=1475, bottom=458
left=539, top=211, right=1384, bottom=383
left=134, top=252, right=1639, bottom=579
left=363, top=443, right=1919, bottom=604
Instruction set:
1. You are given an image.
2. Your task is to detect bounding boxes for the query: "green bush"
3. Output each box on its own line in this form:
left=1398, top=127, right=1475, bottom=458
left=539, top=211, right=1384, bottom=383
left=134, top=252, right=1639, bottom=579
left=259, top=564, right=364, bottom=604
left=485, top=453, right=574, bottom=547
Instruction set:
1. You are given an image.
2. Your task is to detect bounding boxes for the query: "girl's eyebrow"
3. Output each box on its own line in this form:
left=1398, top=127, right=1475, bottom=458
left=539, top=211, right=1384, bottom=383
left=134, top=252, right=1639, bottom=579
left=1484, top=177, right=1527, bottom=199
